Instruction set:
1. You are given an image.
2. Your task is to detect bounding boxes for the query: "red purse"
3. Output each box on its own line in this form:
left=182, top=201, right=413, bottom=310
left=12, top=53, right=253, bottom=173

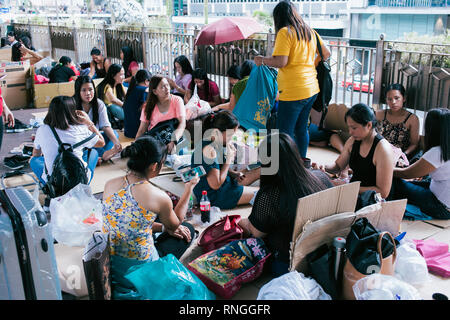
left=197, top=215, right=244, bottom=253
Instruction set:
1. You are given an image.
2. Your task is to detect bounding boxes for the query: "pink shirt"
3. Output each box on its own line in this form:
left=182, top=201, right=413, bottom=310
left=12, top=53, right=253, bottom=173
left=140, top=95, right=186, bottom=130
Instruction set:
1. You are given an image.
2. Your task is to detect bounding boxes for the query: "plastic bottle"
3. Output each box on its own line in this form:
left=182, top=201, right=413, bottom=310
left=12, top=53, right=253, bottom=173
left=247, top=131, right=255, bottom=148
left=186, top=196, right=194, bottom=220
left=200, top=191, right=210, bottom=223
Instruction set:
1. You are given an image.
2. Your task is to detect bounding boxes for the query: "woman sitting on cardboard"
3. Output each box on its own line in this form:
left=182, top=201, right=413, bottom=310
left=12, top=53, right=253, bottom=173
left=135, top=76, right=186, bottom=154
left=103, top=135, right=198, bottom=299
left=318, top=103, right=394, bottom=204
left=48, top=56, right=78, bottom=84
left=239, top=132, right=333, bottom=277
left=30, top=96, right=105, bottom=185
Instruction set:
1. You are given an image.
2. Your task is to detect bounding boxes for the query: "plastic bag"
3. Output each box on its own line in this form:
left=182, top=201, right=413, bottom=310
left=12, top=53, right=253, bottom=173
left=49, top=183, right=103, bottom=247
left=191, top=206, right=226, bottom=228
left=353, top=274, right=421, bottom=300
left=124, top=253, right=215, bottom=300
left=394, top=240, right=430, bottom=285
left=257, top=271, right=332, bottom=300
left=185, top=84, right=211, bottom=120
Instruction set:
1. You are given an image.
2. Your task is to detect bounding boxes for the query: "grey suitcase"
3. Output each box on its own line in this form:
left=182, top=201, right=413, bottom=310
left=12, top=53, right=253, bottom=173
left=0, top=174, right=62, bottom=300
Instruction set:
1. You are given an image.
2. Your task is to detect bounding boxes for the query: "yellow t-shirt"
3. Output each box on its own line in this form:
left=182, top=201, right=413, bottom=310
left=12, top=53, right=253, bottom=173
left=102, top=83, right=125, bottom=105
left=272, top=27, right=322, bottom=101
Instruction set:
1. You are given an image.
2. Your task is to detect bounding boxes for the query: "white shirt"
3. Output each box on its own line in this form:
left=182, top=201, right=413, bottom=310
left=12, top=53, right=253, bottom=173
left=422, top=146, right=450, bottom=208
left=34, top=124, right=99, bottom=181
left=87, top=99, right=111, bottom=130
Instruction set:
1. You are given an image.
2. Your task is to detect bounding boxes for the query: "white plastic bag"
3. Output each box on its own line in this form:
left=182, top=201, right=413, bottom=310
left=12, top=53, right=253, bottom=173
left=257, top=271, right=332, bottom=300
left=50, top=183, right=103, bottom=247
left=185, top=84, right=211, bottom=120
left=394, top=240, right=430, bottom=285
left=353, top=274, right=422, bottom=300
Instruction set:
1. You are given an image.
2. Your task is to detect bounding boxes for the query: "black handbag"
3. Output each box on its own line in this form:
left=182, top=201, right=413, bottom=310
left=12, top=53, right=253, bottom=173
left=312, top=31, right=333, bottom=128
left=145, top=118, right=179, bottom=145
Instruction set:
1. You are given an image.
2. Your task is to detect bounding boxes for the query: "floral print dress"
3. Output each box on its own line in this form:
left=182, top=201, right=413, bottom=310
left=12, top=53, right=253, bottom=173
left=103, top=177, right=158, bottom=261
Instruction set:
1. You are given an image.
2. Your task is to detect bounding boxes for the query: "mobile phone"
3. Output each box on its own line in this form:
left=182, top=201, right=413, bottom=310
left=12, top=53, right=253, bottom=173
left=247, top=162, right=261, bottom=171
left=180, top=166, right=206, bottom=182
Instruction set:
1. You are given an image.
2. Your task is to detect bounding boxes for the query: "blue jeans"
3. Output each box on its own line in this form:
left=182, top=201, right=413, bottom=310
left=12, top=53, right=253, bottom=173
left=95, top=130, right=119, bottom=158
left=30, top=149, right=99, bottom=186
left=309, top=123, right=332, bottom=142
left=390, top=178, right=450, bottom=220
left=277, top=94, right=318, bottom=158
left=108, top=104, right=125, bottom=121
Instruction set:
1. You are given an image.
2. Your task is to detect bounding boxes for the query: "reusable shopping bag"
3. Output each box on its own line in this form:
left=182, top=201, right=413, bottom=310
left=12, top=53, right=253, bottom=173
left=232, top=65, right=278, bottom=131
left=188, top=238, right=271, bottom=299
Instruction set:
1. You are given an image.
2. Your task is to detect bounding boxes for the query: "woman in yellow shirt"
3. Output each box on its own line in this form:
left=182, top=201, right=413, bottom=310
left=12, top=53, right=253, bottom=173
left=254, top=0, right=330, bottom=158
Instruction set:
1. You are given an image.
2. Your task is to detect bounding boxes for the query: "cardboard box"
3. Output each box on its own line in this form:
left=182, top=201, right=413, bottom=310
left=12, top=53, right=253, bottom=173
left=32, top=68, right=103, bottom=108
left=0, top=47, right=12, bottom=61
left=0, top=60, right=31, bottom=110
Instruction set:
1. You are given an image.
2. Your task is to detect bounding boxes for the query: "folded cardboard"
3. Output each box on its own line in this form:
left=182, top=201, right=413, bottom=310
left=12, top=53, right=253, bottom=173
left=0, top=47, right=12, bottom=61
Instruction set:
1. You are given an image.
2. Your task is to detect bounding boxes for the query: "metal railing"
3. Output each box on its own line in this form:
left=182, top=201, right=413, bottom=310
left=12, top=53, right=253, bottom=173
left=9, top=21, right=450, bottom=113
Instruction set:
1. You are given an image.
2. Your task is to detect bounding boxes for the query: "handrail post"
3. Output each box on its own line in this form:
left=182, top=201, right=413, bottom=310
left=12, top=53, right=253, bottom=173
left=372, top=33, right=385, bottom=111
left=141, top=23, right=149, bottom=69
left=72, top=21, right=79, bottom=64
left=102, top=21, right=108, bottom=58
left=48, top=18, right=55, bottom=60
left=193, top=26, right=200, bottom=68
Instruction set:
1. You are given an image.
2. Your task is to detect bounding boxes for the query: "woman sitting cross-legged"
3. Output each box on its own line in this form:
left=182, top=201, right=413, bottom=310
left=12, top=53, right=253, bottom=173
left=238, top=132, right=333, bottom=277
left=319, top=103, right=394, bottom=205
left=30, top=96, right=105, bottom=186
left=74, top=76, right=122, bottom=163
left=135, top=76, right=186, bottom=154
left=390, top=108, right=450, bottom=220
left=97, top=63, right=127, bottom=122
left=102, top=136, right=198, bottom=300
left=190, top=110, right=260, bottom=210
left=376, top=83, right=420, bottom=161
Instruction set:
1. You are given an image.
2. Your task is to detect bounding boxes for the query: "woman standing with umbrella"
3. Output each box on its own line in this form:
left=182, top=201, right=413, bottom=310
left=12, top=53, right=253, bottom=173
left=254, top=0, right=330, bottom=158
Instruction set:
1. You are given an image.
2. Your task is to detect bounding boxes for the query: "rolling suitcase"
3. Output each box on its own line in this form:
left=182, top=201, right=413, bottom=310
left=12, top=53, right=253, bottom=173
left=0, top=172, right=62, bottom=300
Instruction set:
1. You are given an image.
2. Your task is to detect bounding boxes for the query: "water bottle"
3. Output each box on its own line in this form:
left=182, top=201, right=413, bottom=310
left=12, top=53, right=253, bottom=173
left=331, top=237, right=346, bottom=284
left=200, top=191, right=210, bottom=223
left=186, top=196, right=194, bottom=220
left=247, top=131, right=255, bottom=148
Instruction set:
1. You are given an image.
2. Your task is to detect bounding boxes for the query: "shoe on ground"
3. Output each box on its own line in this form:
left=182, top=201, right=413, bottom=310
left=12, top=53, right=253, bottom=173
left=5, top=119, right=33, bottom=133
left=3, top=157, right=25, bottom=170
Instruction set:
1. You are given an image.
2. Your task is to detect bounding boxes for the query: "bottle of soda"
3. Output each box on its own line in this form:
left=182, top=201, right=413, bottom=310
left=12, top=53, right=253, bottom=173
left=200, top=190, right=210, bottom=223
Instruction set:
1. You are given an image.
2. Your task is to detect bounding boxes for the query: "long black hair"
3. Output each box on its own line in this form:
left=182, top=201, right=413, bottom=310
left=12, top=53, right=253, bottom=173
left=189, top=68, right=210, bottom=100
left=121, top=46, right=137, bottom=77
left=97, top=63, right=125, bottom=102
left=424, top=108, right=450, bottom=162
left=143, top=75, right=166, bottom=121
left=174, top=55, right=194, bottom=77
left=259, top=132, right=329, bottom=219
left=121, top=135, right=168, bottom=176
left=125, top=69, right=152, bottom=100
left=44, top=96, right=82, bottom=130
left=273, top=0, right=313, bottom=42
left=74, top=76, right=101, bottom=126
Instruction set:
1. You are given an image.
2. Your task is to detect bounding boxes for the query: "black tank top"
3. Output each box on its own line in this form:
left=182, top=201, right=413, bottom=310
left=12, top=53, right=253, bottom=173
left=94, top=61, right=107, bottom=78
left=349, top=134, right=384, bottom=187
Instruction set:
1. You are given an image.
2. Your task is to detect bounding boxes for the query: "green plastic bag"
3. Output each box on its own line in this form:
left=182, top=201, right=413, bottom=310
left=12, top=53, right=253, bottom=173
left=124, top=254, right=215, bottom=300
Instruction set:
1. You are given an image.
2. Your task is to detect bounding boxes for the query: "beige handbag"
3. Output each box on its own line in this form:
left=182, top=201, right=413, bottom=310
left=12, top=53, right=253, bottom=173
left=341, top=231, right=397, bottom=300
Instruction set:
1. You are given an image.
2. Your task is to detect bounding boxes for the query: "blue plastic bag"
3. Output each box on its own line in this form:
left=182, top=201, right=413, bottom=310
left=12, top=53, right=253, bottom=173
left=124, top=254, right=215, bottom=300
left=232, top=65, right=278, bottom=131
